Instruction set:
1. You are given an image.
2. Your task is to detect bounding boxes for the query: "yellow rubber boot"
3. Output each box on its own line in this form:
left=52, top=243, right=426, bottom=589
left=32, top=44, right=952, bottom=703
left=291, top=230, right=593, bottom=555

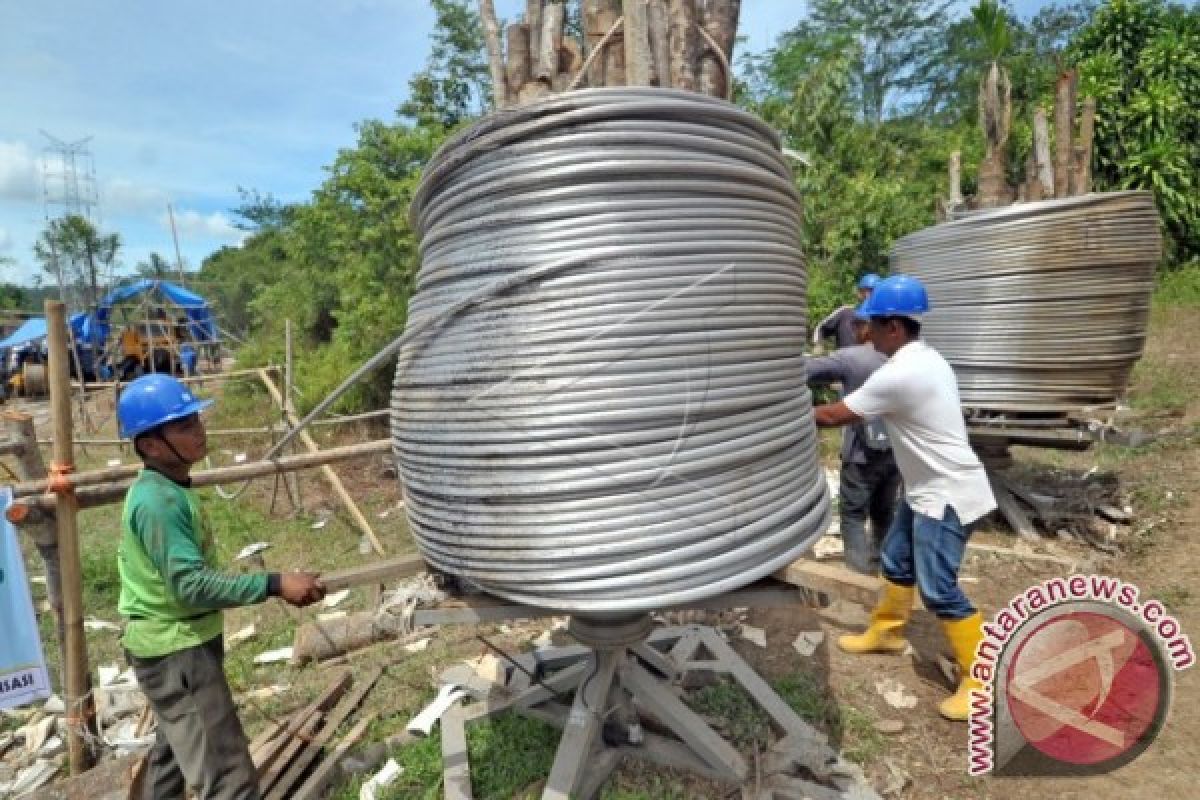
left=837, top=581, right=914, bottom=654
left=938, top=612, right=985, bottom=721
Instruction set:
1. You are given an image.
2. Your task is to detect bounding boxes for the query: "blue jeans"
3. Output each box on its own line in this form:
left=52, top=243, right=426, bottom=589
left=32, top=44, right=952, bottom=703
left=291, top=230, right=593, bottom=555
left=880, top=500, right=975, bottom=620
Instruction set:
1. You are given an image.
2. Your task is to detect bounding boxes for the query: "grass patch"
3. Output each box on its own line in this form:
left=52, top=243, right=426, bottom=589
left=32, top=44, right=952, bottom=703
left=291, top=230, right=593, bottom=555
left=373, top=712, right=560, bottom=800
left=1153, top=260, right=1200, bottom=309
left=1156, top=584, right=1192, bottom=613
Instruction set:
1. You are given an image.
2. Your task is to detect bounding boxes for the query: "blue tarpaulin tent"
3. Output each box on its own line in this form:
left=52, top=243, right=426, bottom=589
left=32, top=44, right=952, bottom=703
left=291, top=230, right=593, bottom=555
left=0, top=313, right=94, bottom=351
left=93, top=279, right=217, bottom=344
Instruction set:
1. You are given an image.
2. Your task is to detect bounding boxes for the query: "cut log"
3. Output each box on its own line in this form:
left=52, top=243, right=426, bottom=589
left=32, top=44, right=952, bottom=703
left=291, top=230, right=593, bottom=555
left=698, top=0, right=740, bottom=98
left=293, top=612, right=430, bottom=664
left=948, top=150, right=964, bottom=207
left=1053, top=70, right=1075, bottom=198
left=583, top=0, right=620, bottom=87
left=526, top=0, right=543, bottom=64
left=1076, top=97, right=1096, bottom=195
left=505, top=23, right=532, bottom=93
left=480, top=0, right=508, bottom=108
left=535, top=1, right=565, bottom=83
left=623, top=0, right=653, bottom=85
left=646, top=0, right=670, bottom=86
left=667, top=0, right=698, bottom=91
left=1033, top=107, right=1054, bottom=197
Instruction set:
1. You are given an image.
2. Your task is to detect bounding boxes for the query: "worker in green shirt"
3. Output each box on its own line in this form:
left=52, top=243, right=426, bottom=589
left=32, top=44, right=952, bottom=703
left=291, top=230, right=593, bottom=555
left=116, top=374, right=325, bottom=800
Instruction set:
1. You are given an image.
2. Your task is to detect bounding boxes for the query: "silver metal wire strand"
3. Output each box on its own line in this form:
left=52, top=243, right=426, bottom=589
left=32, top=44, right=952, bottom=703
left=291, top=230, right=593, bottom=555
left=890, top=191, right=1162, bottom=413
left=392, top=88, right=832, bottom=613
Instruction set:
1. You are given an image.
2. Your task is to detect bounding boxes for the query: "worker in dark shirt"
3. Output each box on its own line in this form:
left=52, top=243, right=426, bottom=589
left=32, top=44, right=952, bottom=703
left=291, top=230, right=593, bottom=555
left=116, top=374, right=326, bottom=800
left=806, top=314, right=900, bottom=574
left=812, top=273, right=881, bottom=350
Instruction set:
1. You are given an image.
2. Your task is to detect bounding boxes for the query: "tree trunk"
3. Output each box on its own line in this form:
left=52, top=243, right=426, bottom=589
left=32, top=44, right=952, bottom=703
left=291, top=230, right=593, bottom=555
left=506, top=22, right=532, bottom=93
left=645, top=0, right=671, bottom=87
left=699, top=0, right=740, bottom=99
left=1053, top=70, right=1076, bottom=199
left=1076, top=97, right=1096, bottom=195
left=667, top=0, right=698, bottom=91
left=480, top=0, right=508, bottom=107
left=535, top=2, right=566, bottom=83
left=1033, top=107, right=1054, bottom=197
left=582, top=0, right=619, bottom=87
left=623, top=0, right=654, bottom=86
left=948, top=150, right=964, bottom=208
left=526, top=0, right=544, bottom=65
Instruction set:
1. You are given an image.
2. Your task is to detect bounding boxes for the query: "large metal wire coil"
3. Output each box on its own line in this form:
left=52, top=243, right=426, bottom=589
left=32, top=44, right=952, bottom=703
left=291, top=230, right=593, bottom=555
left=392, top=88, right=831, bottom=613
left=890, top=191, right=1162, bottom=412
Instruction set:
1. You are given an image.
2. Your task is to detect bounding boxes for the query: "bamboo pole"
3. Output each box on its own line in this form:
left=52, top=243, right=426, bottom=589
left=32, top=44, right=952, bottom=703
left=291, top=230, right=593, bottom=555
left=11, top=440, right=393, bottom=515
left=526, top=0, right=543, bottom=64
left=72, top=366, right=274, bottom=391
left=282, top=321, right=301, bottom=508
left=948, top=150, right=964, bottom=207
left=535, top=1, right=565, bottom=84
left=45, top=300, right=95, bottom=774
left=257, top=370, right=387, bottom=556
left=1033, top=107, right=1054, bottom=197
left=646, top=0, right=669, bottom=86
left=506, top=22, right=532, bottom=92
left=1053, top=71, right=1075, bottom=199
left=666, top=0, right=698, bottom=91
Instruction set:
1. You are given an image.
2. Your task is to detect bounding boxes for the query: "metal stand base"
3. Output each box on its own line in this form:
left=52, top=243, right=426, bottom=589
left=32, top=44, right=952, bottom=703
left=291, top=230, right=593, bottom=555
left=436, top=614, right=879, bottom=800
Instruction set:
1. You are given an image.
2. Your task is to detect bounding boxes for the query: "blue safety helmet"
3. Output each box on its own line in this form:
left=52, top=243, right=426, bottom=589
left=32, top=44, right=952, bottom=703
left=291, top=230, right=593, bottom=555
left=856, top=273, right=882, bottom=291
left=117, top=374, right=213, bottom=439
left=856, top=274, right=930, bottom=318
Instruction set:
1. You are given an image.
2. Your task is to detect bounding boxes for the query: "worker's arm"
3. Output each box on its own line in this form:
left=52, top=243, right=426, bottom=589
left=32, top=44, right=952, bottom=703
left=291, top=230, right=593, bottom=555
left=133, top=498, right=273, bottom=610
left=805, top=352, right=847, bottom=386
left=814, top=401, right=861, bottom=428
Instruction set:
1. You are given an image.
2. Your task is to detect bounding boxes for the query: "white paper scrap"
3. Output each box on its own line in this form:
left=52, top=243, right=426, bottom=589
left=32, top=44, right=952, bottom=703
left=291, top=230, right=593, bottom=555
left=322, top=589, right=350, bottom=609
left=234, top=542, right=270, bottom=561
left=253, top=647, right=294, bottom=665
left=740, top=625, right=767, bottom=648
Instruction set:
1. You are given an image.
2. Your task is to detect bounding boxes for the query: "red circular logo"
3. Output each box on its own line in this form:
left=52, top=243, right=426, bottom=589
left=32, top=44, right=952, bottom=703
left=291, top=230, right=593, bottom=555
left=1005, top=610, right=1162, bottom=766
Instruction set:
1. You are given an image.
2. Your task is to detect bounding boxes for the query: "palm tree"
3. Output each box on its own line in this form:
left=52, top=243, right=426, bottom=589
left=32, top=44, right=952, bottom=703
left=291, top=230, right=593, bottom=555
left=973, top=0, right=1013, bottom=207
left=136, top=252, right=173, bottom=280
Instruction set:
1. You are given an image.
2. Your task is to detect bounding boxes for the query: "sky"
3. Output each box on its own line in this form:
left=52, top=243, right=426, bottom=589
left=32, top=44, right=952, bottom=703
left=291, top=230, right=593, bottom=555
left=0, top=0, right=1056, bottom=288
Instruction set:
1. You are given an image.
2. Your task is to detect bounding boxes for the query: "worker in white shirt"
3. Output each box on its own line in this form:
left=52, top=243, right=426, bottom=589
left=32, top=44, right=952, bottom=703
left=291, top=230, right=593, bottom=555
left=812, top=274, right=995, bottom=721
left=812, top=273, right=881, bottom=350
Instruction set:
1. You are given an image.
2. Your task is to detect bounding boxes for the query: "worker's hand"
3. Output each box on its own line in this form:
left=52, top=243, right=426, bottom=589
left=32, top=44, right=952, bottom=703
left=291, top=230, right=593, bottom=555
left=279, top=572, right=326, bottom=607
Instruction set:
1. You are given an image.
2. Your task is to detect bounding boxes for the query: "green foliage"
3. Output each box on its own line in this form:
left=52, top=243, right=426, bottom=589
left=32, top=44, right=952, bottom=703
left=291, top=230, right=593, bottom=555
left=33, top=214, right=121, bottom=306
left=971, top=1, right=1012, bottom=61
left=1072, top=0, right=1200, bottom=260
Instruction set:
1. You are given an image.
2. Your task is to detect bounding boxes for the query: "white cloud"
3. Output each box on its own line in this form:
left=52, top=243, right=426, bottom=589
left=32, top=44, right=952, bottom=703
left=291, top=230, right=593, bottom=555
left=162, top=208, right=246, bottom=244
left=0, top=140, right=41, bottom=203
left=0, top=226, right=12, bottom=252
left=104, top=177, right=169, bottom=214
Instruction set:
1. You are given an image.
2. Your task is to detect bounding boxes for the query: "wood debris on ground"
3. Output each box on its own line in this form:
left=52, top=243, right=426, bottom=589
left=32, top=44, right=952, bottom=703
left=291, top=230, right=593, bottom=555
left=250, top=666, right=382, bottom=800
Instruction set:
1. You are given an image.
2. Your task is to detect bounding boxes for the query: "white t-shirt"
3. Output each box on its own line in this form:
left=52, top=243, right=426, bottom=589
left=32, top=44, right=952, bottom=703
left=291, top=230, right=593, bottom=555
left=843, top=340, right=996, bottom=524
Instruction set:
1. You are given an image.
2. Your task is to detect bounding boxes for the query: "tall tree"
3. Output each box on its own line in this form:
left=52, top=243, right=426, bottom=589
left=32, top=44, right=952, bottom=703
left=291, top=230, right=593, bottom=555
left=32, top=214, right=121, bottom=307
left=779, top=0, right=954, bottom=123
left=973, top=0, right=1014, bottom=206
left=400, top=0, right=490, bottom=128
left=135, top=252, right=173, bottom=280
left=1071, top=0, right=1200, bottom=261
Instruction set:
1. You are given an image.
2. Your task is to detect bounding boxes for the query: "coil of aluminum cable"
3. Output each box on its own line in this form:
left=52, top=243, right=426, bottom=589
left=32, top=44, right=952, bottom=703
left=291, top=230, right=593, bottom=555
left=391, top=88, right=831, bottom=614
left=890, top=191, right=1162, bottom=413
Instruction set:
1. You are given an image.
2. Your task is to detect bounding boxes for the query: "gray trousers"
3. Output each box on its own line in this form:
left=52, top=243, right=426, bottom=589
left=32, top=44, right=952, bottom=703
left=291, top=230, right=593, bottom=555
left=127, top=636, right=260, bottom=800
left=839, top=454, right=902, bottom=575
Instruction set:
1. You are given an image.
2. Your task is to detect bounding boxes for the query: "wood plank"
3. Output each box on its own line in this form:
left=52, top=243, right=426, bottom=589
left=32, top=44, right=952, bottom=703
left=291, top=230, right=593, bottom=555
left=253, top=669, right=351, bottom=773
left=265, top=667, right=383, bottom=800
left=772, top=560, right=881, bottom=608
left=258, top=711, right=324, bottom=796
left=290, top=717, right=373, bottom=800
left=319, top=553, right=426, bottom=591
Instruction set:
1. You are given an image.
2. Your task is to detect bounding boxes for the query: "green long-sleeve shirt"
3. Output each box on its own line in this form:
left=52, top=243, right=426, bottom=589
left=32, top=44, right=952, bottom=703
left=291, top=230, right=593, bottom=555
left=118, top=469, right=270, bottom=658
